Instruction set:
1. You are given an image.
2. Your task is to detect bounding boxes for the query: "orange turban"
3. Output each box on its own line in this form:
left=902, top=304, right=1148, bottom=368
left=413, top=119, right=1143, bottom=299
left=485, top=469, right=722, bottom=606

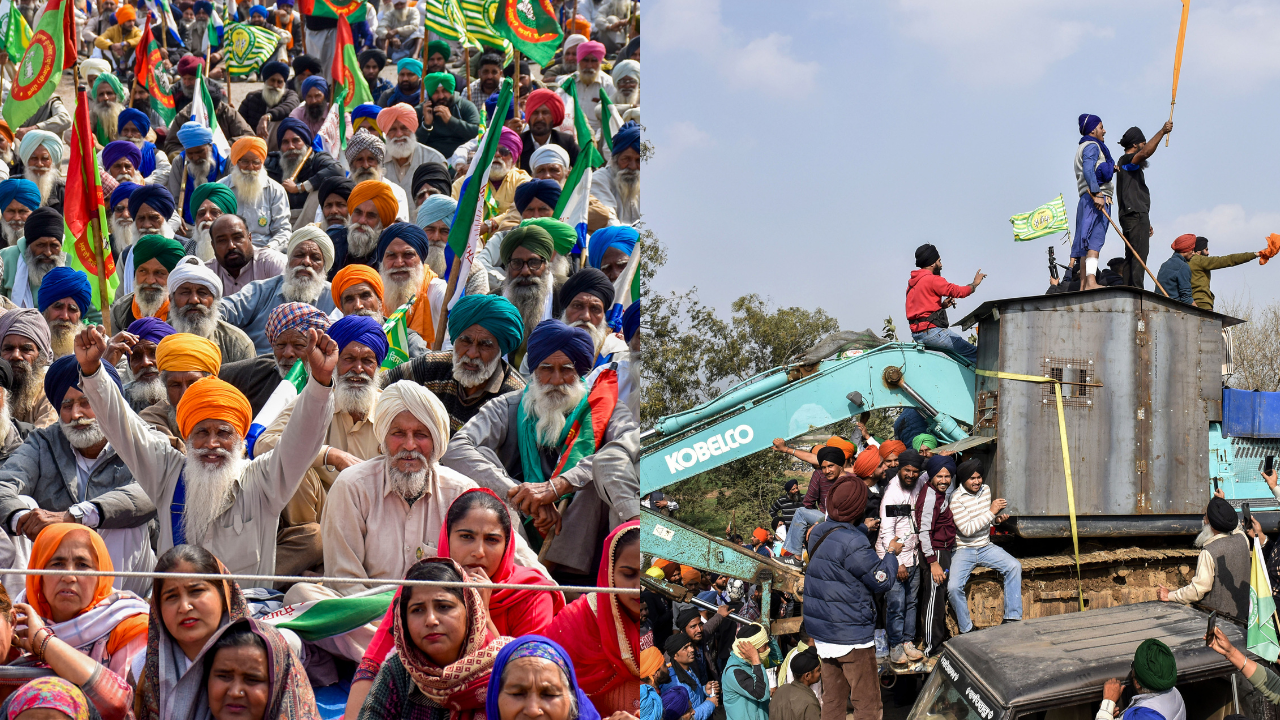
left=114, top=4, right=136, bottom=22
left=638, top=647, right=663, bottom=679
left=348, top=180, right=399, bottom=226
left=176, top=376, right=253, bottom=439
left=0, top=119, right=14, bottom=145
left=228, top=136, right=268, bottom=165
left=826, top=436, right=856, bottom=461
left=679, top=565, right=700, bottom=585
left=565, top=16, right=590, bottom=38
left=752, top=527, right=769, bottom=543
left=155, top=333, right=222, bottom=375
left=331, top=264, right=384, bottom=307
left=853, top=447, right=881, bottom=479
left=878, top=439, right=907, bottom=460
left=376, top=103, right=418, bottom=135
left=28, top=524, right=148, bottom=655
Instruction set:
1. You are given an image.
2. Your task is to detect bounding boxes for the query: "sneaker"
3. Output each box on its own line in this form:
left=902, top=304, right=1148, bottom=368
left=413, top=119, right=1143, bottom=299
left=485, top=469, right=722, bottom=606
left=889, top=644, right=906, bottom=664
left=902, top=642, right=924, bottom=661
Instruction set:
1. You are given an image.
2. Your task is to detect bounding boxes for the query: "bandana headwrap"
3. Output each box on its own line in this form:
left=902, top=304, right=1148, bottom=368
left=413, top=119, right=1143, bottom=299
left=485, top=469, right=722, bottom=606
left=175, top=375, right=253, bottom=438
left=416, top=194, right=456, bottom=229
left=155, top=332, right=222, bottom=374
left=559, top=267, right=614, bottom=309
left=37, top=266, right=92, bottom=315
left=374, top=380, right=450, bottom=461
left=229, top=136, right=268, bottom=165
left=326, top=314, right=388, bottom=363
left=6, top=677, right=91, bottom=720
left=376, top=221, right=429, bottom=261
left=330, top=264, right=383, bottom=307
left=128, top=185, right=177, bottom=220
left=127, top=317, right=176, bottom=344
left=447, top=293, right=524, bottom=356
left=345, top=130, right=386, bottom=164
left=19, top=130, right=63, bottom=165
left=176, top=121, right=213, bottom=149
left=265, top=302, right=331, bottom=344
left=423, top=72, right=456, bottom=97
left=46, top=354, right=120, bottom=409
left=102, top=140, right=142, bottom=171
left=731, top=622, right=770, bottom=661
left=513, top=179, right=561, bottom=214
left=587, top=226, right=638, bottom=270
left=524, top=88, right=565, bottom=127
left=287, top=225, right=335, bottom=272
left=0, top=178, right=40, bottom=212
left=376, top=103, right=419, bottom=136
left=0, top=308, right=52, bottom=363
left=190, top=183, right=238, bottom=215
left=117, top=108, right=151, bottom=136
left=525, top=319, right=594, bottom=377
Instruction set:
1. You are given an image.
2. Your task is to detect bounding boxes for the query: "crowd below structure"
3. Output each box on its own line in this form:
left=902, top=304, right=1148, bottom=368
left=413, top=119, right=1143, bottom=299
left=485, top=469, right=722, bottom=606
left=0, top=0, right=644, bottom=717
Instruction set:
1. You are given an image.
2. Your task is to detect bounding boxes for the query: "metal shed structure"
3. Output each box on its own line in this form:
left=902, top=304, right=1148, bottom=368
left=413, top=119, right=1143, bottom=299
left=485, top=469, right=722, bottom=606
left=957, top=287, right=1243, bottom=537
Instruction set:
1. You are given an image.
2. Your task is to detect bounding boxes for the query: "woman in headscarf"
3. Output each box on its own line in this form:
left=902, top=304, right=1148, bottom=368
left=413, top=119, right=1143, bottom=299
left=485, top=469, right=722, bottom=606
left=542, top=521, right=641, bottom=716
left=135, top=544, right=317, bottom=720
left=354, top=558, right=512, bottom=720
left=200, top=620, right=319, bottom=720
left=485, top=636, right=602, bottom=720
left=0, top=676, right=99, bottom=720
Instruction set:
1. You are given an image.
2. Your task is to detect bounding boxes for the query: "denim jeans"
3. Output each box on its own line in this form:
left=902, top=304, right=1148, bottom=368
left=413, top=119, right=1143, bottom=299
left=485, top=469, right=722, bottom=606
left=885, top=562, right=920, bottom=647
left=784, top=507, right=826, bottom=557
left=947, top=543, right=1023, bottom=633
left=912, top=327, right=978, bottom=364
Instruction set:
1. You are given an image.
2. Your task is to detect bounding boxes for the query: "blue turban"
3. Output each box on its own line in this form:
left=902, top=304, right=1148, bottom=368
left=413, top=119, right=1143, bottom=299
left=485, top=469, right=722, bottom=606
left=396, top=57, right=423, bottom=77
left=129, top=185, right=176, bottom=220
left=0, top=178, right=40, bottom=213
left=415, top=194, right=456, bottom=229
left=37, top=267, right=92, bottom=315
left=260, top=60, right=290, bottom=82
left=352, top=104, right=381, bottom=124
left=101, top=140, right=142, bottom=171
left=661, top=685, right=690, bottom=720
left=622, top=300, right=639, bottom=343
left=485, top=92, right=514, bottom=122
left=613, top=120, right=641, bottom=156
left=110, top=182, right=141, bottom=210
left=45, top=354, right=120, bottom=410
left=176, top=121, right=213, bottom=149
left=526, top=319, right=594, bottom=377
left=117, top=108, right=151, bottom=136
left=276, top=116, right=313, bottom=147
left=249, top=4, right=266, bottom=16
left=301, top=75, right=329, bottom=99
left=1079, top=113, right=1102, bottom=136
left=513, top=179, right=561, bottom=214
left=127, top=316, right=176, bottom=343
left=376, top=222, right=429, bottom=262
left=326, top=315, right=388, bottom=363
left=924, top=453, right=957, bottom=484
left=447, top=294, right=524, bottom=356
left=193, top=0, right=212, bottom=13
left=587, top=225, right=638, bottom=270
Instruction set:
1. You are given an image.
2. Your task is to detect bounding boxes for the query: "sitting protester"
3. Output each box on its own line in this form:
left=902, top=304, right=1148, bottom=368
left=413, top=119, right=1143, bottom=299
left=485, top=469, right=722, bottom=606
left=113, top=317, right=176, bottom=413
left=487, top=636, right=602, bottom=720
left=330, top=264, right=428, bottom=356
left=0, top=676, right=115, bottom=720
left=37, top=266, right=95, bottom=356
left=218, top=302, right=331, bottom=414
left=109, top=234, right=187, bottom=331
left=948, top=460, right=1022, bottom=632
left=0, top=308, right=57, bottom=428
left=201, top=619, right=319, bottom=720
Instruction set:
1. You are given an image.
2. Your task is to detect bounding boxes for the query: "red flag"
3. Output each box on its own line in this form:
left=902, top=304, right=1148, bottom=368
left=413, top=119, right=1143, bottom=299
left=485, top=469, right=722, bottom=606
left=64, top=88, right=114, bottom=278
left=133, top=20, right=153, bottom=80
left=60, top=0, right=75, bottom=70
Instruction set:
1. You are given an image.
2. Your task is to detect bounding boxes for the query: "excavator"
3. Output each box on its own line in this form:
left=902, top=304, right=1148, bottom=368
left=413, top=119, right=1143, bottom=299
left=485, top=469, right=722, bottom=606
left=640, top=286, right=1280, bottom=667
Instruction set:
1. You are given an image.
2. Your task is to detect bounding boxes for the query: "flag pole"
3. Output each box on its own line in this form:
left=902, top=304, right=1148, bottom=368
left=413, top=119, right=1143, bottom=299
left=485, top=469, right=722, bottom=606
left=462, top=46, right=471, bottom=102
left=432, top=258, right=460, bottom=350
left=1098, top=201, right=1170, bottom=298
left=511, top=49, right=521, bottom=120
left=72, top=72, right=114, bottom=334
left=1167, top=0, right=1189, bottom=147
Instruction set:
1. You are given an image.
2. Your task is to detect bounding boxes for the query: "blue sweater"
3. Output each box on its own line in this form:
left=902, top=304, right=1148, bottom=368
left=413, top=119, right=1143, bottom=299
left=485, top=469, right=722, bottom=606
left=1157, top=252, right=1193, bottom=305
left=803, top=520, right=898, bottom=645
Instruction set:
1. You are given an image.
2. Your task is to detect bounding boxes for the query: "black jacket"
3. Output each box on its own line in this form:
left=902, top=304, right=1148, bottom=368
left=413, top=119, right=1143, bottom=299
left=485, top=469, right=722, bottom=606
left=265, top=150, right=343, bottom=209
left=519, top=128, right=579, bottom=173
left=239, top=88, right=301, bottom=131
left=414, top=95, right=481, bottom=159
left=324, top=226, right=379, bottom=281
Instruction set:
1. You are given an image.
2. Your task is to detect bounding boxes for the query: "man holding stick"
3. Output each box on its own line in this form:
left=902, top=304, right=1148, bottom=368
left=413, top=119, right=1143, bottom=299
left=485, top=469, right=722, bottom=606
left=1072, top=114, right=1114, bottom=291
left=1115, top=121, right=1173, bottom=289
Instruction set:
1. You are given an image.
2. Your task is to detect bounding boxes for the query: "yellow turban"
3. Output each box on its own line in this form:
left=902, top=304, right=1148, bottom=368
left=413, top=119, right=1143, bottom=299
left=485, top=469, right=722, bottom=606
left=176, top=376, right=253, bottom=439
left=348, top=180, right=399, bottom=227
left=155, top=333, right=222, bottom=375
left=228, top=136, right=268, bottom=165
left=330, top=264, right=384, bottom=307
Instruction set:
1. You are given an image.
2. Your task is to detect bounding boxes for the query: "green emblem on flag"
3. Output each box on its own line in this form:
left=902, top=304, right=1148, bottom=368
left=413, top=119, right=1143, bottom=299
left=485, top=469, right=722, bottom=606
left=1010, top=194, right=1069, bottom=242
left=381, top=298, right=414, bottom=369
left=492, top=0, right=562, bottom=66
left=222, top=22, right=280, bottom=76
left=1249, top=535, right=1279, bottom=661
left=0, top=1, right=32, bottom=62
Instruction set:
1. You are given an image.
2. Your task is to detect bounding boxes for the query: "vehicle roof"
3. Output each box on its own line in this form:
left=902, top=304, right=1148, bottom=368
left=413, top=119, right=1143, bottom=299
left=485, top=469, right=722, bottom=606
left=955, top=285, right=1245, bottom=330
left=944, top=602, right=1244, bottom=708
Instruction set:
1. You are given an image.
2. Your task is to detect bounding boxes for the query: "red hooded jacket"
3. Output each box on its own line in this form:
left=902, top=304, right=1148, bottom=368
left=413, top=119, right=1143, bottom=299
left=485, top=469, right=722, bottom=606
left=906, top=268, right=975, bottom=333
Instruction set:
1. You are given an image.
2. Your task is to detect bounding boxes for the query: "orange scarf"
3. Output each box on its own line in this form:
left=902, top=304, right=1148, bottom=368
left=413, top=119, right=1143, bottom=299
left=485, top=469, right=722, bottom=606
left=403, top=265, right=440, bottom=344
left=133, top=296, right=169, bottom=322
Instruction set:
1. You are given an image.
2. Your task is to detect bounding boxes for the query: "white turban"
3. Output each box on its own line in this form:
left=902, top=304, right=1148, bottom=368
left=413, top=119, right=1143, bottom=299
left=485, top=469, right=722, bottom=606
left=529, top=144, right=569, bottom=172
left=167, top=255, right=223, bottom=299
left=563, top=34, right=586, bottom=54
left=287, top=225, right=335, bottom=272
left=374, top=380, right=450, bottom=463
left=18, top=131, right=64, bottom=166
left=81, top=58, right=111, bottom=78
left=611, top=59, right=639, bottom=84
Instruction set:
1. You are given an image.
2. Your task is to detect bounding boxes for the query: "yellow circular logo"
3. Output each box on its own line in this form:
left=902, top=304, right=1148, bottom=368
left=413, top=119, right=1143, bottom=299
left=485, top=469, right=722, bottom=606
left=258, top=216, right=268, bottom=227
left=1029, top=207, right=1054, bottom=232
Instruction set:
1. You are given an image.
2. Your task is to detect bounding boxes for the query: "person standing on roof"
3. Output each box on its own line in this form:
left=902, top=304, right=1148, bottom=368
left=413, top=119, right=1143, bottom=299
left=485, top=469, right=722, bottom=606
left=1114, top=122, right=1173, bottom=289
left=1072, top=114, right=1116, bottom=291
left=1095, top=639, right=1185, bottom=720
left=1186, top=236, right=1263, bottom=312
left=906, top=243, right=984, bottom=364
left=1158, top=496, right=1251, bottom=620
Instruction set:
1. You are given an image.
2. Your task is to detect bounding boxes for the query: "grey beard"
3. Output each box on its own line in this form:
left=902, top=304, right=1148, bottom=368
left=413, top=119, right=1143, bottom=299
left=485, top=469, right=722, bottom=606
left=109, top=216, right=138, bottom=249
left=353, top=308, right=385, bottom=322
left=615, top=167, right=640, bottom=209
left=382, top=263, right=424, bottom=311
left=9, top=359, right=45, bottom=419
left=505, top=271, right=553, bottom=341
left=522, top=374, right=587, bottom=446
left=24, top=250, right=66, bottom=287
left=451, top=352, right=500, bottom=389
left=276, top=358, right=298, bottom=378
left=614, top=88, right=639, bottom=106
left=425, top=244, right=447, bottom=277
left=1195, top=524, right=1216, bottom=549
left=91, top=101, right=124, bottom=141
left=386, top=136, right=416, bottom=161
left=282, top=266, right=324, bottom=302
left=334, top=370, right=377, bottom=417
left=230, top=167, right=267, bottom=206
left=193, top=224, right=214, bottom=262
left=47, top=319, right=80, bottom=359
left=488, top=160, right=509, bottom=180
left=187, top=156, right=215, bottom=185
left=60, top=418, right=105, bottom=450
left=579, top=68, right=599, bottom=84
left=568, top=318, right=608, bottom=355
left=171, top=301, right=220, bottom=338
left=24, top=167, right=57, bottom=204
left=134, top=283, right=167, bottom=317
left=347, top=219, right=382, bottom=257
left=280, top=149, right=305, bottom=179
left=125, top=374, right=166, bottom=409
left=349, top=166, right=382, bottom=184
left=0, top=399, right=12, bottom=445
left=182, top=441, right=247, bottom=543
left=262, top=86, right=285, bottom=107
left=387, top=450, right=430, bottom=500
left=1, top=220, right=22, bottom=246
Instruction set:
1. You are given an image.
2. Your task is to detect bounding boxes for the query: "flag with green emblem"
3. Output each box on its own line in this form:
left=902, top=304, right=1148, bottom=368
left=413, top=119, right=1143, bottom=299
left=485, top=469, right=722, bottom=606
left=1249, top=535, right=1280, bottom=661
left=381, top=297, right=413, bottom=369
left=492, top=0, right=561, bottom=66
left=0, top=0, right=32, bottom=61
left=221, top=22, right=279, bottom=76
left=1009, top=194, right=1069, bottom=242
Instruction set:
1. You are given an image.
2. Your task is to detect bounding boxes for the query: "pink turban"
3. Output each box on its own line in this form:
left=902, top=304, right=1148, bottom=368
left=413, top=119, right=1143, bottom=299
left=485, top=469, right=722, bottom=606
left=577, top=40, right=606, bottom=62
left=376, top=103, right=419, bottom=135
left=498, top=126, right=522, bottom=159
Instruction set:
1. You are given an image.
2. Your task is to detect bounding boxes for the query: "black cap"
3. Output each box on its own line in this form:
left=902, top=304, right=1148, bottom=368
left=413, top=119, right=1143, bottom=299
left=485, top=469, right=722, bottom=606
left=1118, top=126, right=1146, bottom=148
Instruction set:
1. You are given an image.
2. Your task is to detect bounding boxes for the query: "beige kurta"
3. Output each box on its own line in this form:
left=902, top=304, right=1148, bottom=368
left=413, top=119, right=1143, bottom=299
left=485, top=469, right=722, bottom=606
left=15, top=395, right=56, bottom=429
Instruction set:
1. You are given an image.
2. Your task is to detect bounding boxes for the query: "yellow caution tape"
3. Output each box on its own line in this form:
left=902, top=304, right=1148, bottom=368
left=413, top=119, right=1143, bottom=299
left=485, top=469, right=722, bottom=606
left=975, top=368, right=1085, bottom=612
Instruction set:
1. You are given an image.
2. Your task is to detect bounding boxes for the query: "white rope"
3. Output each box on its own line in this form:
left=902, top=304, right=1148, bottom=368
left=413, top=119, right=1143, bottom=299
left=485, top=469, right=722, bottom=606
left=6, top=567, right=638, bottom=595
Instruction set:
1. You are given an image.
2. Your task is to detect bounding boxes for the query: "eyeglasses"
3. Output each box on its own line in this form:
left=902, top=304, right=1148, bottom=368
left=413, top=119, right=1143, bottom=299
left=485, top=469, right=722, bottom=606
left=507, top=257, right=545, bottom=273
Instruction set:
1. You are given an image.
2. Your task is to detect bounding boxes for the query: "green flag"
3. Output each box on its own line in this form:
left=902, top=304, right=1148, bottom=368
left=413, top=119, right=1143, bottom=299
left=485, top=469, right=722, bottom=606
left=221, top=22, right=279, bottom=76
left=4, top=0, right=74, bottom=129
left=461, top=0, right=511, bottom=55
left=448, top=77, right=513, bottom=257
left=332, top=14, right=371, bottom=150
left=0, top=1, right=32, bottom=61
left=1009, top=194, right=1069, bottom=242
left=1249, top=536, right=1280, bottom=661
left=492, top=0, right=561, bottom=66
left=422, top=0, right=475, bottom=47
left=560, top=76, right=603, bottom=168
left=381, top=298, right=413, bottom=369
left=599, top=87, right=620, bottom=151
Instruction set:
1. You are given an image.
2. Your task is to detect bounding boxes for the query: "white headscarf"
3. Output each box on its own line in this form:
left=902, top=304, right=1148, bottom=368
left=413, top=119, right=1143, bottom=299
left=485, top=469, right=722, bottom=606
left=287, top=225, right=335, bottom=272
left=529, top=144, right=569, bottom=172
left=166, top=256, right=223, bottom=298
left=374, top=380, right=450, bottom=462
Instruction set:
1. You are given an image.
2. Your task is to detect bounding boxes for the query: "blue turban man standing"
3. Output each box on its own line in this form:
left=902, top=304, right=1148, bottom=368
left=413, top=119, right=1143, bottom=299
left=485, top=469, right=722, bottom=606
left=442, top=318, right=640, bottom=583
left=164, top=122, right=226, bottom=231
left=1073, top=113, right=1115, bottom=291
left=37, top=266, right=95, bottom=356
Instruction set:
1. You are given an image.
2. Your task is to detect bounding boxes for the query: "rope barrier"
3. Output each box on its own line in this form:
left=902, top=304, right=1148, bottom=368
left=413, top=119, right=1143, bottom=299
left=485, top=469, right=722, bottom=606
left=2, top=568, right=639, bottom=595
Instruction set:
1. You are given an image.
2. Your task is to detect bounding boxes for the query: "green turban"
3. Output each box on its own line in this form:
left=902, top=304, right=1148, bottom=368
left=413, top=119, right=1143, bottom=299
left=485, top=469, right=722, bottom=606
left=500, top=225, right=554, bottom=265
left=427, top=40, right=451, bottom=61
left=447, top=294, right=524, bottom=356
left=132, top=234, right=186, bottom=273
left=92, top=72, right=125, bottom=103
left=1132, top=638, right=1177, bottom=692
left=520, top=217, right=576, bottom=256
left=190, top=183, right=238, bottom=216
left=912, top=433, right=938, bottom=451
left=424, top=72, right=457, bottom=97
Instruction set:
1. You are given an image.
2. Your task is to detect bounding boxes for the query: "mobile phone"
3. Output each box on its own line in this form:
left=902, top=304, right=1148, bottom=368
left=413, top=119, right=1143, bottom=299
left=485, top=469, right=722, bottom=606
left=885, top=504, right=914, bottom=518
left=1206, top=611, right=1218, bottom=646
left=1267, top=456, right=1275, bottom=475
left=1244, top=503, right=1253, bottom=533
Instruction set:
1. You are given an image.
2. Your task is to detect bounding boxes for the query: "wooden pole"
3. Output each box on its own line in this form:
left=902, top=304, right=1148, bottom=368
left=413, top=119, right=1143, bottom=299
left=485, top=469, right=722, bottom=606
left=462, top=46, right=471, bottom=102
left=431, top=257, right=460, bottom=350
left=511, top=49, right=520, bottom=119
left=1098, top=201, right=1170, bottom=298
left=287, top=146, right=312, bottom=181
left=1166, top=0, right=1189, bottom=147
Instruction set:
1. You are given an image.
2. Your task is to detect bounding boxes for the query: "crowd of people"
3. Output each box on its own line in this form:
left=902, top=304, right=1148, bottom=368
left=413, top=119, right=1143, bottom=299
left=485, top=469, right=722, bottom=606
left=0, top=0, right=645, bottom=717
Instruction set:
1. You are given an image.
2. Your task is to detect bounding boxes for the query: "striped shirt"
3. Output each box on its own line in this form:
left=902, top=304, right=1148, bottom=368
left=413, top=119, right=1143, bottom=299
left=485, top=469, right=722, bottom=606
left=950, top=484, right=995, bottom=549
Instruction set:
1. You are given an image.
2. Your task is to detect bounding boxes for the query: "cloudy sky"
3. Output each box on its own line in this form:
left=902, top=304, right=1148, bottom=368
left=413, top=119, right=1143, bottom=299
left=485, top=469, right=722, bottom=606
left=644, top=0, right=1280, bottom=331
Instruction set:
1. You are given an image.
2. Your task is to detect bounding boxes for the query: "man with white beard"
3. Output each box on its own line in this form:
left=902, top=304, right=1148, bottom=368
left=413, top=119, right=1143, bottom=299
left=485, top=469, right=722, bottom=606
left=74, top=318, right=338, bottom=586
left=563, top=41, right=614, bottom=136
left=263, top=119, right=342, bottom=227
left=17, top=131, right=66, bottom=209
left=381, top=293, right=526, bottom=430
left=328, top=175, right=403, bottom=278
left=557, top=268, right=628, bottom=366
left=475, top=179, right=562, bottom=289
left=188, top=183, right=238, bottom=264
left=375, top=222, right=446, bottom=349
left=255, top=315, right=390, bottom=577
left=239, top=62, right=300, bottom=142
left=108, top=234, right=187, bottom=332
left=219, top=226, right=338, bottom=355
left=165, top=256, right=257, bottom=364
left=0, top=309, right=57, bottom=428
left=110, top=317, right=175, bottom=413
left=283, top=379, right=546, bottom=661
left=0, top=179, right=40, bottom=279
left=1158, top=495, right=1252, bottom=618
left=205, top=212, right=287, bottom=296
left=609, top=60, right=640, bottom=115
left=114, top=109, right=170, bottom=184
left=216, top=137, right=291, bottom=250
left=113, top=186, right=190, bottom=299
left=0, top=355, right=157, bottom=597
left=345, top=131, right=412, bottom=220
left=1, top=208, right=67, bottom=311
left=329, top=264, right=429, bottom=356
left=100, top=141, right=145, bottom=186
left=591, top=121, right=640, bottom=225
left=442, top=319, right=640, bottom=582
left=414, top=194, right=456, bottom=278
left=166, top=123, right=228, bottom=237
left=36, top=268, right=93, bottom=358
left=498, top=225, right=559, bottom=359
left=106, top=183, right=141, bottom=263
left=89, top=74, right=128, bottom=146
left=448, top=127, right=530, bottom=218
left=376, top=103, right=445, bottom=214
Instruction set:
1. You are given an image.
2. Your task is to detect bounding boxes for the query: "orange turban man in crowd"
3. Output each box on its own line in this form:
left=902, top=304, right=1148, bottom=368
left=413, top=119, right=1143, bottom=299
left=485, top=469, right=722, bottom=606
left=218, top=136, right=291, bottom=248
left=334, top=179, right=403, bottom=275
left=139, top=334, right=224, bottom=450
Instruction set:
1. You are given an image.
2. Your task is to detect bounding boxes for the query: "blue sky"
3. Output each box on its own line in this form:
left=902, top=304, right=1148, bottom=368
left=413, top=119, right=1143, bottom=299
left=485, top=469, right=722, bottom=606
left=644, top=0, right=1280, bottom=329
